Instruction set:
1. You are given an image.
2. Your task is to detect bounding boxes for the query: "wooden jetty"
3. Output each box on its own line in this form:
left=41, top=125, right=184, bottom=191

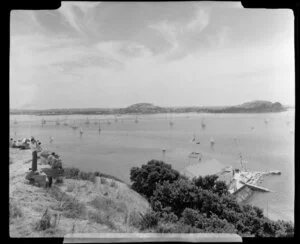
left=239, top=181, right=273, bottom=192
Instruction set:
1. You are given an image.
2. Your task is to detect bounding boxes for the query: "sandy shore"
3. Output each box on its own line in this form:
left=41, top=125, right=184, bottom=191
left=182, top=158, right=226, bottom=178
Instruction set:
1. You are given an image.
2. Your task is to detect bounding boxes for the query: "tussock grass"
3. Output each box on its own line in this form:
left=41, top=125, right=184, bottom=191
left=126, top=210, right=142, bottom=227
left=10, top=200, right=23, bottom=220
left=66, top=184, right=76, bottom=192
left=35, top=209, right=51, bottom=231
left=48, top=186, right=86, bottom=219
left=110, top=180, right=117, bottom=188
left=100, top=177, right=107, bottom=184
left=88, top=210, right=117, bottom=230
left=89, top=196, right=128, bottom=214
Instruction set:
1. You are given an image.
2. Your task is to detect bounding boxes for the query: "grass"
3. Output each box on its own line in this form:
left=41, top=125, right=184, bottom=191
left=10, top=200, right=23, bottom=221
left=110, top=180, right=117, bottom=188
left=100, top=177, right=107, bottom=184
left=89, top=196, right=128, bottom=214
left=48, top=186, right=86, bottom=219
left=66, top=183, right=76, bottom=192
left=35, top=209, right=51, bottom=231
left=126, top=210, right=142, bottom=227
left=88, top=210, right=117, bottom=230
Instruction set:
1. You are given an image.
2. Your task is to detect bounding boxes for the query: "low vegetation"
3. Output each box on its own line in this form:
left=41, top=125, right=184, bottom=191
left=64, top=167, right=125, bottom=184
left=130, top=160, right=294, bottom=237
left=9, top=199, right=23, bottom=221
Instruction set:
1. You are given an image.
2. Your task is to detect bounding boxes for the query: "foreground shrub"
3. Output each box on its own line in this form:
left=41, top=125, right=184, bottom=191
left=139, top=210, right=160, bottom=230
left=64, top=167, right=80, bottom=179
left=64, top=167, right=125, bottom=184
left=155, top=222, right=201, bottom=233
left=127, top=211, right=143, bottom=227
left=181, top=208, right=201, bottom=226
left=35, top=209, right=51, bottom=231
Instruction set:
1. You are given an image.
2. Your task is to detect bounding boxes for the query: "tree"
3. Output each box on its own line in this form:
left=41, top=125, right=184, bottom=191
left=193, top=175, right=219, bottom=191
left=130, top=160, right=180, bottom=198
left=193, top=175, right=228, bottom=196
left=181, top=208, right=201, bottom=226
left=151, top=179, right=199, bottom=216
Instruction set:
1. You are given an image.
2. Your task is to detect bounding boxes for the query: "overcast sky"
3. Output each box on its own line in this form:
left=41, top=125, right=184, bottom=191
left=10, top=1, right=294, bottom=109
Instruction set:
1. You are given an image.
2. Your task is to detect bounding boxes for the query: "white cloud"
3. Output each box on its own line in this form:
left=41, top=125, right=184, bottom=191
left=9, top=2, right=294, bottom=109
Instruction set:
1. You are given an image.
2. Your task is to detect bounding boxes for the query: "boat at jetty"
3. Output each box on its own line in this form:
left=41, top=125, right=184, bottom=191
left=188, top=152, right=201, bottom=159
left=216, top=166, right=281, bottom=201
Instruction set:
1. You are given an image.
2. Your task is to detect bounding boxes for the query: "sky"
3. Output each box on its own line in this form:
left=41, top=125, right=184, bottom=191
left=10, top=1, right=295, bottom=109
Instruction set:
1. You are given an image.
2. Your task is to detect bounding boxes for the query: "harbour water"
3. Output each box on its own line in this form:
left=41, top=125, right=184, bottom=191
left=9, top=110, right=294, bottom=222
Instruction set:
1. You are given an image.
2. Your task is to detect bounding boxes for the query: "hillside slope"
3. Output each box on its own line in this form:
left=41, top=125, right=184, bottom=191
left=9, top=148, right=150, bottom=237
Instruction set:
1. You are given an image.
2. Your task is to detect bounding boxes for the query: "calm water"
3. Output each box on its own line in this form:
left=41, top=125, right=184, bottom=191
left=10, top=111, right=294, bottom=222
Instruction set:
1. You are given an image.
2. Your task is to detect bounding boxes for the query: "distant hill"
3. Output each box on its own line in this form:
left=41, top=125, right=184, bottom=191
left=10, top=100, right=287, bottom=115
left=206, top=100, right=287, bottom=113
left=121, top=103, right=167, bottom=114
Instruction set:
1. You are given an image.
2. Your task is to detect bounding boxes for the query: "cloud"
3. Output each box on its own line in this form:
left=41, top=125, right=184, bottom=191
left=9, top=2, right=294, bottom=109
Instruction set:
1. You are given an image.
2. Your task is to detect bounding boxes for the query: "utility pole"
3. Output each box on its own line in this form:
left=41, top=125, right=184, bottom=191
left=239, top=153, right=243, bottom=171
left=267, top=200, right=269, bottom=219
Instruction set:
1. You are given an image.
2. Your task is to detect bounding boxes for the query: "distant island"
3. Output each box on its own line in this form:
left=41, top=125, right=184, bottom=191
left=10, top=100, right=287, bottom=116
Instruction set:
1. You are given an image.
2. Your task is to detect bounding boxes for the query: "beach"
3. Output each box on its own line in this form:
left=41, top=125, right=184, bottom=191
left=183, top=158, right=226, bottom=178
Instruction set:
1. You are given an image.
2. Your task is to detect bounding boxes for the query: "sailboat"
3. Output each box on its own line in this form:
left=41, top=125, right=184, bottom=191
left=264, top=118, right=269, bottom=125
left=169, top=112, right=174, bottom=128
left=79, top=128, right=84, bottom=137
left=71, top=121, right=78, bottom=130
left=85, top=117, right=90, bottom=125
left=201, top=118, right=206, bottom=129
left=14, top=119, right=17, bottom=125
left=210, top=137, right=215, bottom=150
left=191, top=133, right=196, bottom=142
left=135, top=116, right=139, bottom=123
left=94, top=118, right=98, bottom=125
left=41, top=118, right=46, bottom=126
left=49, top=136, right=54, bottom=143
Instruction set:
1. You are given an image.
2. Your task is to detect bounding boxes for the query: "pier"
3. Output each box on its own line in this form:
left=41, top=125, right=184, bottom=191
left=239, top=181, right=274, bottom=192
